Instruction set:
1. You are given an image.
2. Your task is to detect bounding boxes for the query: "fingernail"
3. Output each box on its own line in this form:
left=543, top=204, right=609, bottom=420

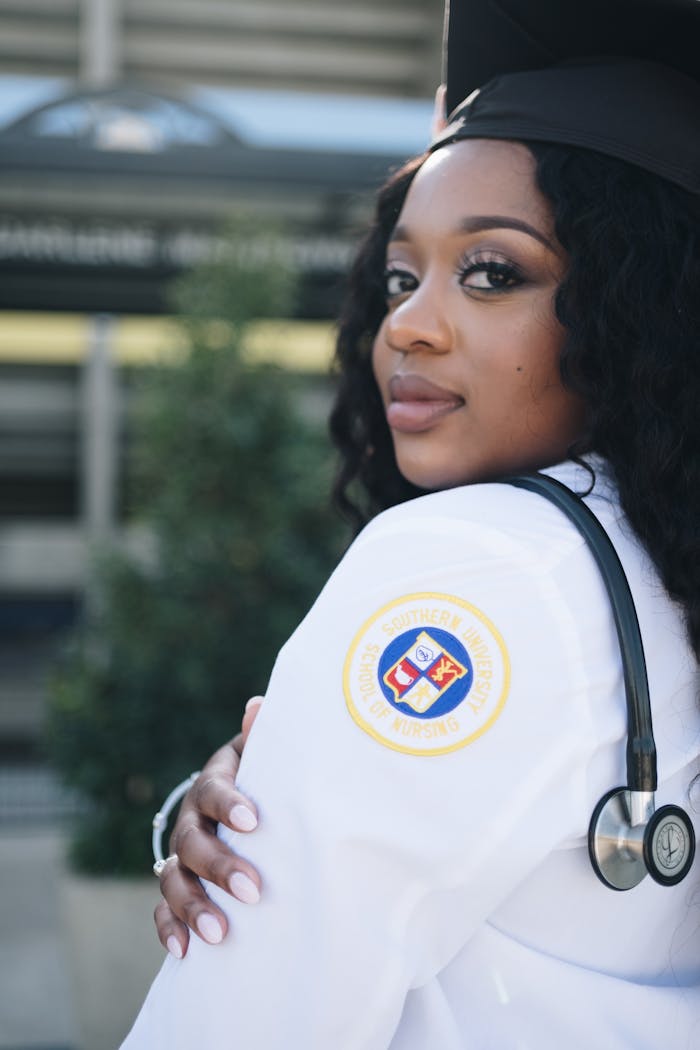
left=166, top=935, right=183, bottom=959
left=246, top=695, right=264, bottom=711
left=197, top=913, right=224, bottom=944
left=229, top=871, right=260, bottom=904
left=230, top=804, right=258, bottom=831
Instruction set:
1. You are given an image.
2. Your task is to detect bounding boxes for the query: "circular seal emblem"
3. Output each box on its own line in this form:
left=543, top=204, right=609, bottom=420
left=343, top=592, right=510, bottom=756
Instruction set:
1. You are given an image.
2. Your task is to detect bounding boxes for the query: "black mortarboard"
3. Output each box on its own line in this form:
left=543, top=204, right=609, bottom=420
left=434, top=0, right=700, bottom=193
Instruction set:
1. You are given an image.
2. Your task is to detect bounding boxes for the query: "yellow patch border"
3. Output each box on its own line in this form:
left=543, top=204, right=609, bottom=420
left=343, top=591, right=511, bottom=756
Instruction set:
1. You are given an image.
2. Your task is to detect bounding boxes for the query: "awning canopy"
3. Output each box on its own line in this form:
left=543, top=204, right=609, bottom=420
left=0, top=84, right=413, bottom=316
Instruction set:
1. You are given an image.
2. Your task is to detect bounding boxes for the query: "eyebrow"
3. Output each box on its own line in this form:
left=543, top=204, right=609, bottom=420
left=391, top=215, right=555, bottom=252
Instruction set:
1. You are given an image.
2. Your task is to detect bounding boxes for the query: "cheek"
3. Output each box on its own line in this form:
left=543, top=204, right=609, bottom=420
left=511, top=337, right=585, bottom=438
left=509, top=315, right=566, bottom=386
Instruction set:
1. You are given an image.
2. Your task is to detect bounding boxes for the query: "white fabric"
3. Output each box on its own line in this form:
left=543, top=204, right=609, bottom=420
left=122, top=460, right=700, bottom=1049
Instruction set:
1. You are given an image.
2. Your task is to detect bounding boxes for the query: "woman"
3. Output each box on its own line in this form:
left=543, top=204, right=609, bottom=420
left=124, top=3, right=700, bottom=1046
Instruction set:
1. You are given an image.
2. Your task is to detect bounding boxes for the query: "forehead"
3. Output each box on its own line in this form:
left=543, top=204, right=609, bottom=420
left=396, top=139, right=554, bottom=236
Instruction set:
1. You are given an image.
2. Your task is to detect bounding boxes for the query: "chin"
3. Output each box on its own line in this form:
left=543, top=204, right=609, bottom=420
left=397, top=457, right=478, bottom=492
left=397, top=453, right=532, bottom=492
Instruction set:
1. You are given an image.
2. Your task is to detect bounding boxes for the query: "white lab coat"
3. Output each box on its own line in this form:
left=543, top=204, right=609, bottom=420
left=123, top=459, right=700, bottom=1049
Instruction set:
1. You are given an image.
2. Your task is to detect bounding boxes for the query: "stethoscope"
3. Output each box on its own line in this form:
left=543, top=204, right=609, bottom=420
left=508, top=473, right=695, bottom=890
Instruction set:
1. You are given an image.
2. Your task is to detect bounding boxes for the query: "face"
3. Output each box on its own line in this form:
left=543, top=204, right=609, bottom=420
left=372, top=139, right=586, bottom=490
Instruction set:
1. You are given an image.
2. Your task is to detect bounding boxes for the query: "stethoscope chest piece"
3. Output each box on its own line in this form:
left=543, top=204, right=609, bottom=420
left=642, top=804, right=696, bottom=887
left=507, top=473, right=696, bottom=893
left=589, top=787, right=696, bottom=891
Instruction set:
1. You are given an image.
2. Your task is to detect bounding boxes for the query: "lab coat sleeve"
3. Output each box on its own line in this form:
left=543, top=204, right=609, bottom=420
left=122, top=486, right=622, bottom=1050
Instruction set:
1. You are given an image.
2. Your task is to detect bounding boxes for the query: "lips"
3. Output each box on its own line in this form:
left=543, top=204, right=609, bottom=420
left=386, top=374, right=464, bottom=433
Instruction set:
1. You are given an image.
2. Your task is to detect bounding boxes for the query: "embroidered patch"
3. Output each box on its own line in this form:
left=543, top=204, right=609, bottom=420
left=343, top=592, right=510, bottom=755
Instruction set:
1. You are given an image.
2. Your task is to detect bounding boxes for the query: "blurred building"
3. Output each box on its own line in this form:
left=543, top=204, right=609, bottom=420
left=0, top=0, right=442, bottom=96
left=0, top=0, right=441, bottom=810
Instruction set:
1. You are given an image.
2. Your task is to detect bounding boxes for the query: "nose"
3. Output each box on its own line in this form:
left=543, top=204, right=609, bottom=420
left=384, top=279, right=451, bottom=355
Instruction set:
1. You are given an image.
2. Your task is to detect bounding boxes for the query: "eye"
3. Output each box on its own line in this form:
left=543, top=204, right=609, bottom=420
left=458, top=255, right=523, bottom=293
left=383, top=266, right=417, bottom=299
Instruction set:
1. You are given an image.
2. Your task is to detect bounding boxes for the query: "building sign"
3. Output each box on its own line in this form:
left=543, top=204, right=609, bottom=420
left=0, top=214, right=356, bottom=315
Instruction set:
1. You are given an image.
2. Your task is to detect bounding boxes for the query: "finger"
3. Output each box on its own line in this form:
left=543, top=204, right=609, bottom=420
left=232, top=695, right=264, bottom=756
left=154, top=897, right=189, bottom=958
left=189, top=772, right=258, bottom=833
left=172, top=822, right=262, bottom=907
left=175, top=734, right=257, bottom=832
left=431, top=83, right=448, bottom=138
left=158, top=860, right=231, bottom=945
left=161, top=827, right=262, bottom=928
left=241, top=694, right=264, bottom=744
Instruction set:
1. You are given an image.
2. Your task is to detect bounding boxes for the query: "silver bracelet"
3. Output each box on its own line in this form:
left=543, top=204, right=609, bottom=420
left=151, top=771, right=200, bottom=876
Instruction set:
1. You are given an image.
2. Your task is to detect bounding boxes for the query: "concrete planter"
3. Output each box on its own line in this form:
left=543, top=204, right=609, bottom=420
left=60, top=873, right=164, bottom=1050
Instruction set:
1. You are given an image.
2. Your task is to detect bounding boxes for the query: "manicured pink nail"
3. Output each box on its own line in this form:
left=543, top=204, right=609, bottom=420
left=230, top=804, right=258, bottom=831
left=167, top=935, right=183, bottom=959
left=197, top=913, right=223, bottom=944
left=229, top=872, right=260, bottom=904
left=245, top=695, right=264, bottom=711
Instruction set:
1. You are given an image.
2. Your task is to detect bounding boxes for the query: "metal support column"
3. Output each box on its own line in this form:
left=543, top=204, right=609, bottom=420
left=81, top=0, right=122, bottom=86
left=82, top=313, right=118, bottom=551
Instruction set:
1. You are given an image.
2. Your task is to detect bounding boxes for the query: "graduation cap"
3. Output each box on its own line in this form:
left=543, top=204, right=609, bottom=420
left=434, top=0, right=700, bottom=192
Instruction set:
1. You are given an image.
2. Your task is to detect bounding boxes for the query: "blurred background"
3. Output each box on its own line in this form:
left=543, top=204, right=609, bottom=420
left=0, top=1, right=441, bottom=1047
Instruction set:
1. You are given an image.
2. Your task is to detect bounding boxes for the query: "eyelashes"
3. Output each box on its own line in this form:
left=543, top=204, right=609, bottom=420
left=456, top=251, right=524, bottom=292
left=383, top=250, right=525, bottom=300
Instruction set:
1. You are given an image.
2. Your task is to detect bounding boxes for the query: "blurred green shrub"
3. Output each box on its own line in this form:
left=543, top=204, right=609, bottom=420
left=47, top=223, right=347, bottom=874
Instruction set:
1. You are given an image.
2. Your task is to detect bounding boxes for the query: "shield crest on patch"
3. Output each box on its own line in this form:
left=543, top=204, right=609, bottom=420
left=382, top=630, right=468, bottom=714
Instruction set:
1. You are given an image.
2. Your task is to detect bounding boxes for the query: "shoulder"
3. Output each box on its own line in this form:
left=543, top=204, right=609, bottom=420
left=352, top=462, right=608, bottom=572
left=310, top=464, right=621, bottom=716
left=321, top=462, right=625, bottom=729
left=281, top=464, right=620, bottom=778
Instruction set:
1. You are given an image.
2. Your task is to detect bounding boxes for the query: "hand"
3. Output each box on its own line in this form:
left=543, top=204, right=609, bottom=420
left=154, top=696, right=264, bottom=958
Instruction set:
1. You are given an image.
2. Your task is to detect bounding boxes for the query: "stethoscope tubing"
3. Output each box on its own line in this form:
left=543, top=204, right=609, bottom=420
left=505, top=473, right=657, bottom=794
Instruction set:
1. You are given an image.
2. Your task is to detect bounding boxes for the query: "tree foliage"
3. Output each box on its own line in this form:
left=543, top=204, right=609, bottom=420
left=47, top=226, right=346, bottom=874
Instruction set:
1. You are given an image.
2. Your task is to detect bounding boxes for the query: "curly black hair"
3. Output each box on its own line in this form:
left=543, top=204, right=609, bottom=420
left=328, top=143, right=700, bottom=663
